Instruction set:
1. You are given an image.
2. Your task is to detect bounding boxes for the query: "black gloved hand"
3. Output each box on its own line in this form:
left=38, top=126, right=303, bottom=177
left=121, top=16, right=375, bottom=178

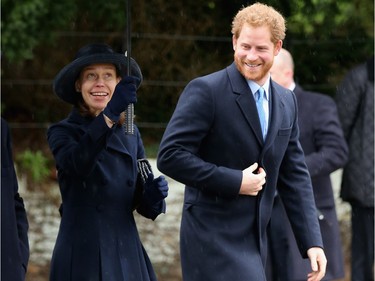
left=137, top=158, right=153, bottom=184
left=143, top=173, right=169, bottom=206
left=103, top=76, right=139, bottom=122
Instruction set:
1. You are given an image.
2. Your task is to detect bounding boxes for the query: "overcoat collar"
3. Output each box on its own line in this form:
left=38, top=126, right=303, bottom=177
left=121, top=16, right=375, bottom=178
left=292, top=83, right=304, bottom=100
left=226, top=63, right=286, bottom=148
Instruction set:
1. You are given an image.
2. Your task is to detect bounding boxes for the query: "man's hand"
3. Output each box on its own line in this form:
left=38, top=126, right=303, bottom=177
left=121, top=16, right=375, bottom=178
left=307, top=247, right=327, bottom=281
left=239, top=163, right=266, bottom=196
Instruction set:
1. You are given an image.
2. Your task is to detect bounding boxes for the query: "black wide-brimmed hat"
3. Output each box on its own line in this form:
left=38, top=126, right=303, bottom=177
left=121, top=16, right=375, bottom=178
left=53, top=43, right=143, bottom=104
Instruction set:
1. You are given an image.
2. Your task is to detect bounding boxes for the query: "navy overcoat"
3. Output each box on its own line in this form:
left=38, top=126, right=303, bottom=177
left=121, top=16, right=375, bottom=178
left=1, top=118, right=30, bottom=281
left=47, top=110, right=164, bottom=281
left=268, top=85, right=348, bottom=280
left=157, top=63, right=323, bottom=281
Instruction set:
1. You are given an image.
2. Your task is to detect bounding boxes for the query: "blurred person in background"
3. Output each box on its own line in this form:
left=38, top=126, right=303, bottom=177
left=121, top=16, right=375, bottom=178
left=47, top=43, right=168, bottom=281
left=267, top=48, right=348, bottom=281
left=157, top=3, right=326, bottom=281
left=335, top=57, right=374, bottom=281
left=1, top=117, right=30, bottom=281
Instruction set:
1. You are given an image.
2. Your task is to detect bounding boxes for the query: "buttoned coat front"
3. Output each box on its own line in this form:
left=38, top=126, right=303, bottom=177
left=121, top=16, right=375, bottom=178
left=47, top=110, right=163, bottom=281
left=157, top=63, right=323, bottom=281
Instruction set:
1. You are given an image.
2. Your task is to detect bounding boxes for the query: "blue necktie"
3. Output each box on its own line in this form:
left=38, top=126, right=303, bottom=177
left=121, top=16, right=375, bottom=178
left=255, top=87, right=267, bottom=139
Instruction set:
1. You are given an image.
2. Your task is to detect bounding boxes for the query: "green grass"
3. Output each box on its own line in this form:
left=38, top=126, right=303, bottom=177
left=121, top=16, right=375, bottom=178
left=144, top=142, right=160, bottom=158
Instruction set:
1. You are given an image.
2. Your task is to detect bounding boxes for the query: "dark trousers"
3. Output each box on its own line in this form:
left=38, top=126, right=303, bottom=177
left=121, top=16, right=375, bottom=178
left=351, top=205, right=374, bottom=281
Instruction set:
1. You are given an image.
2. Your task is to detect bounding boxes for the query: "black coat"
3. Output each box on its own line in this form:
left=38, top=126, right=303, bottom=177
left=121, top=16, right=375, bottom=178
left=47, top=110, right=165, bottom=281
left=157, top=63, right=323, bottom=281
left=295, top=85, right=348, bottom=209
left=268, top=85, right=348, bottom=280
left=1, top=118, right=30, bottom=281
left=336, top=59, right=374, bottom=207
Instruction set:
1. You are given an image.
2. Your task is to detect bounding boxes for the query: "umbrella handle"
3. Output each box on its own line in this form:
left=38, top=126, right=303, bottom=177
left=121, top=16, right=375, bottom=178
left=125, top=103, right=134, bottom=134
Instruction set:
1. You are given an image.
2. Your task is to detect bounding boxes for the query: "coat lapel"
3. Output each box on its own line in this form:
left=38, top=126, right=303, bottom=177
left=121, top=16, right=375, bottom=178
left=106, top=126, right=132, bottom=156
left=227, top=63, right=264, bottom=144
left=69, top=111, right=132, bottom=156
left=262, top=82, right=286, bottom=151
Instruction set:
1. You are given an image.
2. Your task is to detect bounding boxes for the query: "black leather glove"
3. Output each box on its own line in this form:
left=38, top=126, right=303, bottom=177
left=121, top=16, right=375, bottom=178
left=143, top=173, right=169, bottom=206
left=103, top=76, right=139, bottom=122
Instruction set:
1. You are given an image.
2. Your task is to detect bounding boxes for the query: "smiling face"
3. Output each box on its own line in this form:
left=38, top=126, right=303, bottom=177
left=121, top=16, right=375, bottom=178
left=233, top=24, right=282, bottom=85
left=76, top=63, right=121, bottom=115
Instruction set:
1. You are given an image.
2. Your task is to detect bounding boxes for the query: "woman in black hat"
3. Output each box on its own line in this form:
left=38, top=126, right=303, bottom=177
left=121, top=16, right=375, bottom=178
left=47, top=43, right=168, bottom=281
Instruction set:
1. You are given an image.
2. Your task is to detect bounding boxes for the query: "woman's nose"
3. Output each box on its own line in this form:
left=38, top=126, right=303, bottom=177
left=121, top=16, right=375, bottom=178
left=94, top=77, right=106, bottom=85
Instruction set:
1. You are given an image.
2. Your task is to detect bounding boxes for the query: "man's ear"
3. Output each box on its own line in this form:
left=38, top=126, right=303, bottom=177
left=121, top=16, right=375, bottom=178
left=274, top=40, right=283, bottom=55
left=232, top=35, right=237, bottom=51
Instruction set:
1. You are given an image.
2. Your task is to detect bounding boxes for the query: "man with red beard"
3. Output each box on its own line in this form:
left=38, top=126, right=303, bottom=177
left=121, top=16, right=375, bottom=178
left=157, top=3, right=327, bottom=281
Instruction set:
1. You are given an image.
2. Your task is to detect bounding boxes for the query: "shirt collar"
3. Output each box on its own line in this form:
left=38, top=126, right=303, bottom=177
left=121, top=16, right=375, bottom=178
left=289, top=81, right=296, bottom=91
left=247, top=75, right=271, bottom=101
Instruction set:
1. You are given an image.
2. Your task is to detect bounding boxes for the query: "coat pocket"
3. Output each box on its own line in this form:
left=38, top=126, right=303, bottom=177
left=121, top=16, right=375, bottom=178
left=277, top=127, right=292, bottom=136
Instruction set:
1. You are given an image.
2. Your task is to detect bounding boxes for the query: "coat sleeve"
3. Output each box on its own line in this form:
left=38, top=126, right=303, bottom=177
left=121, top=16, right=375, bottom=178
left=134, top=134, right=167, bottom=220
left=136, top=198, right=166, bottom=220
left=157, top=78, right=242, bottom=199
left=14, top=193, right=30, bottom=271
left=335, top=63, right=367, bottom=139
left=304, top=95, right=348, bottom=177
left=276, top=96, right=324, bottom=257
left=1, top=118, right=30, bottom=271
left=47, top=112, right=114, bottom=179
